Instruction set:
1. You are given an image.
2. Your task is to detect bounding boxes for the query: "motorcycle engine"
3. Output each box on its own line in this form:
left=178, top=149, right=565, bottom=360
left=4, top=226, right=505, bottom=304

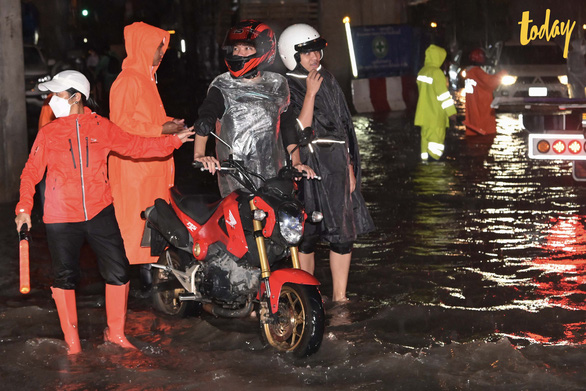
left=201, top=250, right=260, bottom=304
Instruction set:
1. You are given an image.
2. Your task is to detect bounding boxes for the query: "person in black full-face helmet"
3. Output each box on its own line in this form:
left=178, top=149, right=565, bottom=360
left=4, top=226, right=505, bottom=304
left=193, top=20, right=314, bottom=197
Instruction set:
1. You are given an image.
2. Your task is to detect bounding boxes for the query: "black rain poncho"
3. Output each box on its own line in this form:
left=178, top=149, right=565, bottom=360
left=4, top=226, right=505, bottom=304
left=285, top=65, right=374, bottom=244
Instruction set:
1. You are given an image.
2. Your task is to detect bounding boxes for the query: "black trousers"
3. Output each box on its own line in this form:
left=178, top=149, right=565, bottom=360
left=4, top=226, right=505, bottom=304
left=46, top=204, right=130, bottom=289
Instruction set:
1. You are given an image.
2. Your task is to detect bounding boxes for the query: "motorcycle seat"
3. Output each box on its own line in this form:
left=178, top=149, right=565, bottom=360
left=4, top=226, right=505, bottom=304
left=170, top=187, right=222, bottom=225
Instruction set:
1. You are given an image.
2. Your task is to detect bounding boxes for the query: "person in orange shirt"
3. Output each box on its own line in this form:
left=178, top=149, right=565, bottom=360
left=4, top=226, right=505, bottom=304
left=108, top=22, right=189, bottom=292
left=15, top=70, right=193, bottom=354
left=463, top=48, right=506, bottom=136
left=38, top=92, right=56, bottom=130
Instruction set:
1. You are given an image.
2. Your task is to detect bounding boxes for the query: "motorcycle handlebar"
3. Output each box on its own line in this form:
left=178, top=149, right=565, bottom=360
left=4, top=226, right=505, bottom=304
left=192, top=160, right=238, bottom=172
left=283, top=166, right=321, bottom=181
left=192, top=160, right=321, bottom=180
left=299, top=172, right=321, bottom=181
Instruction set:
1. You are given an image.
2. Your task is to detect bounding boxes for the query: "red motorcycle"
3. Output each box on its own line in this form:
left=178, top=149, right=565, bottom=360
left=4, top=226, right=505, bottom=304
left=141, top=143, right=325, bottom=357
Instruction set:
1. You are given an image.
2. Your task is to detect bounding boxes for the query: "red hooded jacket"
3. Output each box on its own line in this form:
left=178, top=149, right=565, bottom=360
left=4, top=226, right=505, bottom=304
left=464, top=67, right=505, bottom=135
left=16, top=108, right=181, bottom=223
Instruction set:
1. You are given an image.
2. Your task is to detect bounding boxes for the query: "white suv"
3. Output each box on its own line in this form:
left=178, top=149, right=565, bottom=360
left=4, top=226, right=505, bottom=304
left=491, top=41, right=569, bottom=111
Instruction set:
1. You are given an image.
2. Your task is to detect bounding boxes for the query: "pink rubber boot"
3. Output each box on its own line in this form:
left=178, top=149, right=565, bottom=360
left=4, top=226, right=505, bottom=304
left=103, top=282, right=137, bottom=349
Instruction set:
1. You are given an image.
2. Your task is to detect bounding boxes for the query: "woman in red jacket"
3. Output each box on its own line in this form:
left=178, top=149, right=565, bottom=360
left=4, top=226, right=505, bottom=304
left=14, top=70, right=193, bottom=354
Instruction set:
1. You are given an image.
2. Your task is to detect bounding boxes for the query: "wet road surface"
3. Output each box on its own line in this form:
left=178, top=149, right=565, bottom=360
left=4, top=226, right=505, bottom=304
left=1, top=112, right=586, bottom=390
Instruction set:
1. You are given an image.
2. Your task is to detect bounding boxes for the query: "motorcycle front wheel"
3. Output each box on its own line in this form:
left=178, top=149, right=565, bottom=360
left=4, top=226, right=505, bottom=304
left=260, top=283, right=325, bottom=357
left=152, top=249, right=198, bottom=317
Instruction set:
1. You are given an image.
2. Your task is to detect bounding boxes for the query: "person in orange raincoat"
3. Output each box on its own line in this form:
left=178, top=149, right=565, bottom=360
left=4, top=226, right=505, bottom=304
left=463, top=48, right=506, bottom=136
left=38, top=93, right=56, bottom=130
left=108, top=22, right=188, bottom=290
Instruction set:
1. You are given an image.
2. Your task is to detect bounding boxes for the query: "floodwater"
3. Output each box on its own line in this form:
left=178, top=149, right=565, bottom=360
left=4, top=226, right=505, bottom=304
left=2, top=112, right=586, bottom=390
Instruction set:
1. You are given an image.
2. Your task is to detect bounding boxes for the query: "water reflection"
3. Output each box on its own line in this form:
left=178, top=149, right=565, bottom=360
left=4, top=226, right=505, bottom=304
left=507, top=215, right=586, bottom=345
left=354, top=111, right=586, bottom=349
left=529, top=216, right=586, bottom=311
left=411, top=162, right=462, bottom=256
left=4, top=110, right=586, bottom=388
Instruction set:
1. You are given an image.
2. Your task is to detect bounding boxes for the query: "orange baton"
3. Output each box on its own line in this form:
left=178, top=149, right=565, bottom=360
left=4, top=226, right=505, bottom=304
left=19, top=224, right=31, bottom=294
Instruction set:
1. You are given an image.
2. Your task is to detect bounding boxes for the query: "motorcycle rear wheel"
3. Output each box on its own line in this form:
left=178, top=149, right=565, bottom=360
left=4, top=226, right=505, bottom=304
left=152, top=249, right=198, bottom=317
left=261, top=283, right=324, bottom=357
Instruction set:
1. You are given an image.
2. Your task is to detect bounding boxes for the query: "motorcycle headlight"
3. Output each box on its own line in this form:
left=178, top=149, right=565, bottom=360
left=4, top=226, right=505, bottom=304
left=278, top=205, right=304, bottom=245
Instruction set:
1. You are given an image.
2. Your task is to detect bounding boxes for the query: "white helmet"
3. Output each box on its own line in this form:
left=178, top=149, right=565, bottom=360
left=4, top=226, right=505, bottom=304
left=278, top=24, right=327, bottom=71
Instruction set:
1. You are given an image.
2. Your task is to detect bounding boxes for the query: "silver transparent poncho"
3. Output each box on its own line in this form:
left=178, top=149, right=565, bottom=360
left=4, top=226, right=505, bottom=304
left=211, top=71, right=290, bottom=197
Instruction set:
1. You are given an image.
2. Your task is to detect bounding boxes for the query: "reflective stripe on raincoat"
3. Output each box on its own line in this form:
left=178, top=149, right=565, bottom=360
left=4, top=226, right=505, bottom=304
left=414, top=44, right=456, bottom=129
left=464, top=66, right=504, bottom=135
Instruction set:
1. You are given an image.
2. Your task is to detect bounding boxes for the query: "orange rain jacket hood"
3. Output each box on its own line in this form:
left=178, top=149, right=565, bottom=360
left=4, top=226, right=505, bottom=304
left=109, top=22, right=175, bottom=265
left=110, top=22, right=171, bottom=137
left=121, top=22, right=169, bottom=84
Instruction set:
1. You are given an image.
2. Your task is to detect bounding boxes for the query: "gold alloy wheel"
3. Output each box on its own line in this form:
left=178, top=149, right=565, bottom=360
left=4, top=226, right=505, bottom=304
left=262, top=285, right=306, bottom=351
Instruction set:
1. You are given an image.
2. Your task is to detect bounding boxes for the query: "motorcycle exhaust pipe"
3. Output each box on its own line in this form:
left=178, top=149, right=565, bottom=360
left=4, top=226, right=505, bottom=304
left=202, top=300, right=254, bottom=318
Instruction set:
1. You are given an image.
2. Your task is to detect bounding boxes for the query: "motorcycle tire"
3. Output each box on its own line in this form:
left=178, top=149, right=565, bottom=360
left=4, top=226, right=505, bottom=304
left=260, top=283, right=325, bottom=358
left=152, top=249, right=199, bottom=317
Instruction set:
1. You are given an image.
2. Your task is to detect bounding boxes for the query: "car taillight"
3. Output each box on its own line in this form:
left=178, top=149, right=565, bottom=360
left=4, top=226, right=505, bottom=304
left=529, top=134, right=586, bottom=160
left=552, top=140, right=566, bottom=154
left=568, top=140, right=582, bottom=154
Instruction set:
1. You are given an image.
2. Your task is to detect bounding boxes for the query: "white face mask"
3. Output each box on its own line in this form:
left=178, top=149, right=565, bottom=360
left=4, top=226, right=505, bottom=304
left=48, top=95, right=74, bottom=118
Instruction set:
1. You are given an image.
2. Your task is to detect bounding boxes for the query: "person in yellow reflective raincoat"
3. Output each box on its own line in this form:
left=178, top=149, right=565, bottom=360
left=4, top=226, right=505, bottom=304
left=415, top=44, right=456, bottom=161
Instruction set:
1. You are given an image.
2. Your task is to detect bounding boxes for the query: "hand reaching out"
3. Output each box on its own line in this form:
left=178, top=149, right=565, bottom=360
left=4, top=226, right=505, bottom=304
left=175, top=127, right=195, bottom=143
left=162, top=119, right=186, bottom=134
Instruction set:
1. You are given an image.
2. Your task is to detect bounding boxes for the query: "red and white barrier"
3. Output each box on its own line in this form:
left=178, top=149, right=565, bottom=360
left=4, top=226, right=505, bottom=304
left=351, top=76, right=417, bottom=113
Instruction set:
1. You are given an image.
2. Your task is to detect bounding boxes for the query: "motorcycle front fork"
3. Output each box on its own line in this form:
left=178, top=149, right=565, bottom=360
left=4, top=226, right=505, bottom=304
left=249, top=200, right=302, bottom=280
left=250, top=199, right=301, bottom=320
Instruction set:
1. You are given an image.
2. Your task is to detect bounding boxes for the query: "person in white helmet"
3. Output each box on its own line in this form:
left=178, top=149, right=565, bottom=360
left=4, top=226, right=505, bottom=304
left=278, top=24, right=374, bottom=302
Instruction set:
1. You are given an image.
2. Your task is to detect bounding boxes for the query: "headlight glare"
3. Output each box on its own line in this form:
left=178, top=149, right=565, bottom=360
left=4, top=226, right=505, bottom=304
left=278, top=208, right=303, bottom=245
left=501, top=75, right=517, bottom=85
